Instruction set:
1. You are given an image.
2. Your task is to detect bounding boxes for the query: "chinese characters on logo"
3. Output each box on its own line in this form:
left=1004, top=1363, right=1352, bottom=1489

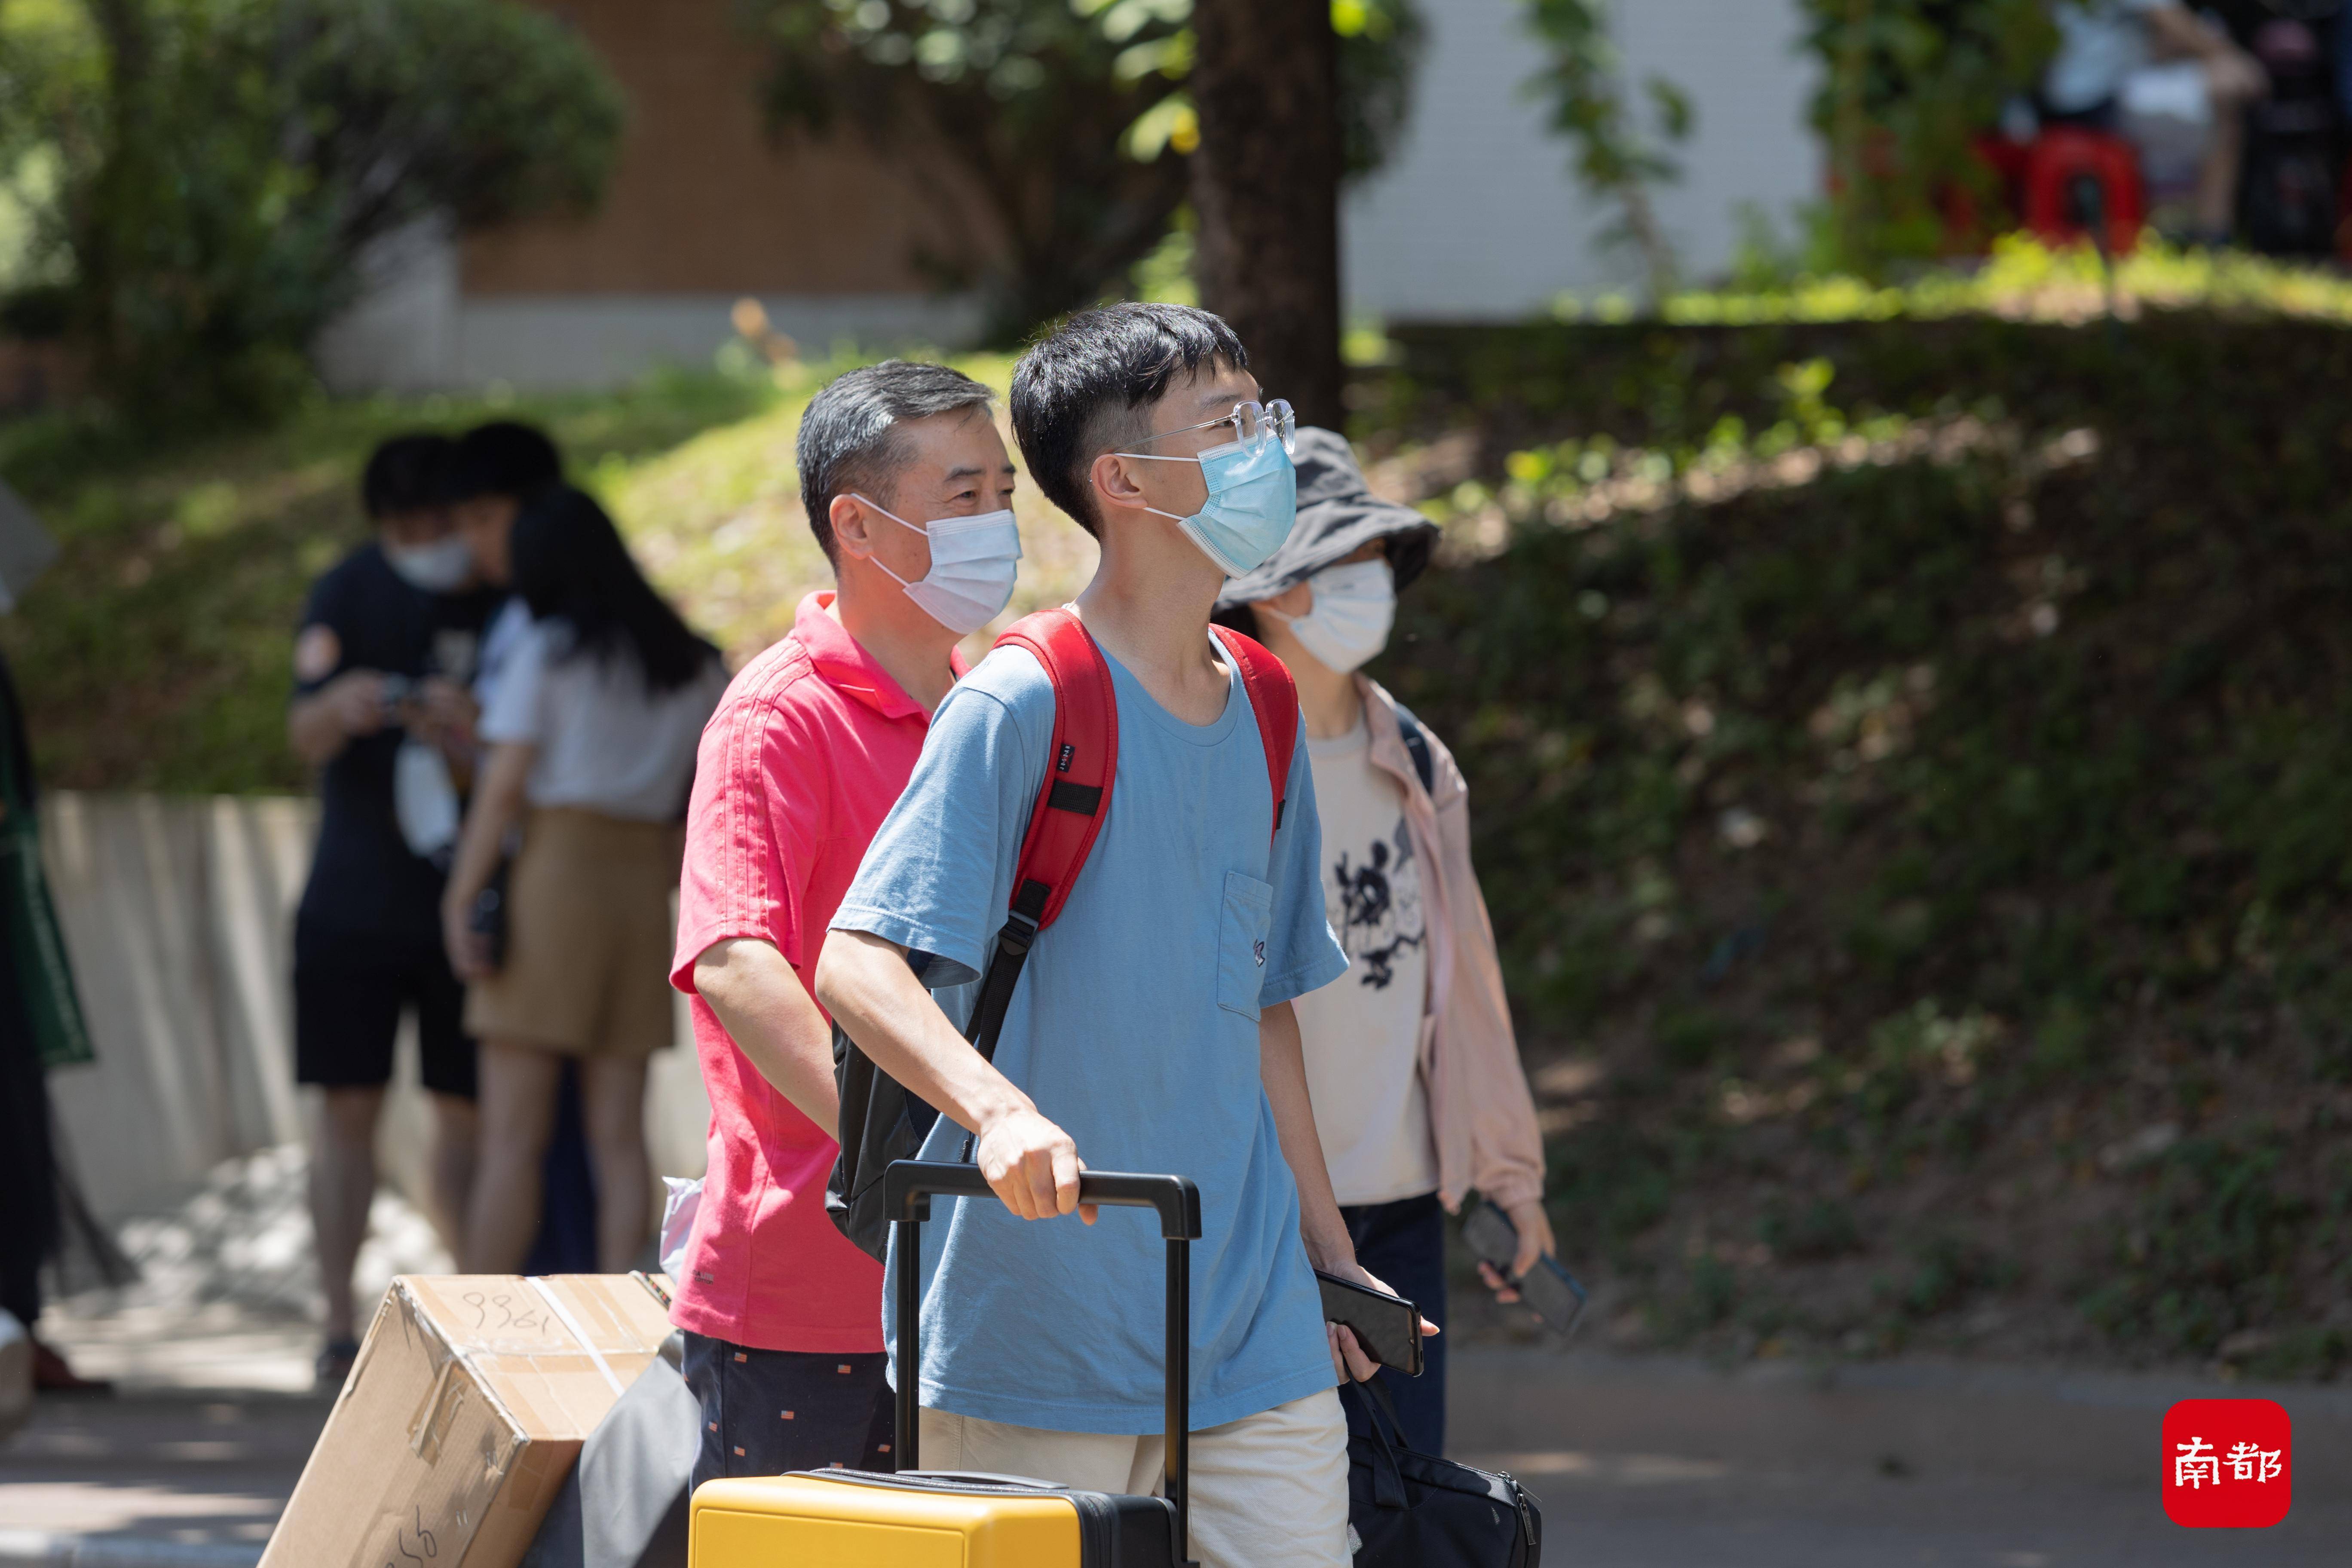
left=2162, top=1399, right=2292, bottom=1528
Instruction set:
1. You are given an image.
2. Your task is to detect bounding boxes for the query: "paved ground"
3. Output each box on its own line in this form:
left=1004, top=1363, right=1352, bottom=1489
left=1463, top=1460, right=2352, bottom=1568
left=4, top=1313, right=2345, bottom=1567
left=0, top=1391, right=324, bottom=1555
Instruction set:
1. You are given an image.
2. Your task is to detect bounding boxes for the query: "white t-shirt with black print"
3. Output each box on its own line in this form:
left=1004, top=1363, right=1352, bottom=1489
left=1295, top=715, right=1439, bottom=1206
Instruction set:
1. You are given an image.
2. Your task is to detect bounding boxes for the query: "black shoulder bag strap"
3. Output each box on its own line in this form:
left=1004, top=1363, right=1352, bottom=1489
left=1392, top=698, right=1436, bottom=796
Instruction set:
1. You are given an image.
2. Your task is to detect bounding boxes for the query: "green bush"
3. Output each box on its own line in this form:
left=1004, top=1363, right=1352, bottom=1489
left=2079, top=1137, right=2313, bottom=1360
left=1368, top=307, right=2352, bottom=1360
left=4, top=0, right=622, bottom=426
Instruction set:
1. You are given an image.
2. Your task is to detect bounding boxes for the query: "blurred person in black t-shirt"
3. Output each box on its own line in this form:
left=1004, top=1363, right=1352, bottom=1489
left=288, top=434, right=502, bottom=1386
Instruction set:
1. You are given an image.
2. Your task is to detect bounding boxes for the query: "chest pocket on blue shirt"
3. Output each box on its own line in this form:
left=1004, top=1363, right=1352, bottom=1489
left=1216, top=869, right=1276, bottom=1021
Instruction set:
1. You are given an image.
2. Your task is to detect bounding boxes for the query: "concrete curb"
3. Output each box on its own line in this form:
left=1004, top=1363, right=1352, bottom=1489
left=0, top=1531, right=260, bottom=1568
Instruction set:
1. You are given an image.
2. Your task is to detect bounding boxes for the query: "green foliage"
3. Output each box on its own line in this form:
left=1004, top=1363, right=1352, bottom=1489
left=1545, top=1116, right=1676, bottom=1269
left=2078, top=1137, right=2313, bottom=1359
left=1329, top=0, right=1425, bottom=183
left=1645, top=233, right=2352, bottom=326
left=0, top=370, right=779, bottom=791
left=748, top=0, right=1187, bottom=344
left=747, top=0, right=1419, bottom=343
left=1760, top=1197, right=1863, bottom=1262
left=1372, top=306, right=2352, bottom=1362
left=1798, top=0, right=2059, bottom=273
left=4, top=0, right=622, bottom=426
left=1520, top=0, right=1690, bottom=298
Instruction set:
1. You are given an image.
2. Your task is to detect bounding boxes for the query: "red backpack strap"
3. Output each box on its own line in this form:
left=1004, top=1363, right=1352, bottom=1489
left=1209, top=626, right=1299, bottom=842
left=993, top=607, right=1118, bottom=934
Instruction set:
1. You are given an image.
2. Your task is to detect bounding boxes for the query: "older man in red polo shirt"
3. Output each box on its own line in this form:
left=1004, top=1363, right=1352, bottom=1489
left=669, top=361, right=1021, bottom=1484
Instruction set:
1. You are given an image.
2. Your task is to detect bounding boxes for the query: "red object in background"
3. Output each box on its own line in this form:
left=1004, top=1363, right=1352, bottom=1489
left=2162, top=1398, right=2292, bottom=1529
left=2020, top=128, right=2146, bottom=254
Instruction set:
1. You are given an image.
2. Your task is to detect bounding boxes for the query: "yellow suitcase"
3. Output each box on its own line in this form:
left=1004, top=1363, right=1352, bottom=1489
left=688, top=1160, right=1204, bottom=1568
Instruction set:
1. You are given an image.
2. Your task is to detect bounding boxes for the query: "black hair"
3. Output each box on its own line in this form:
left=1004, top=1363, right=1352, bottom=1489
left=510, top=487, right=720, bottom=694
left=794, top=361, right=997, bottom=565
left=447, top=420, right=563, bottom=505
left=361, top=433, right=456, bottom=519
left=1010, top=303, right=1249, bottom=537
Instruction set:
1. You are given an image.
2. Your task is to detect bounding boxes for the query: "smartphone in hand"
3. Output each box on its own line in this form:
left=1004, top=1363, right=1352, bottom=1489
left=1464, top=1199, right=1588, bottom=1337
left=1315, top=1270, right=1424, bottom=1376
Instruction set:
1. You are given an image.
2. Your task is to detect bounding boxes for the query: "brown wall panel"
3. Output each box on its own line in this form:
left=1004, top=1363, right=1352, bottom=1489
left=462, top=0, right=959, bottom=296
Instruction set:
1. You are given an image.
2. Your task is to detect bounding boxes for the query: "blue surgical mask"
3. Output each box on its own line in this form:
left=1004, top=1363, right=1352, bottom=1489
left=1122, top=436, right=1299, bottom=578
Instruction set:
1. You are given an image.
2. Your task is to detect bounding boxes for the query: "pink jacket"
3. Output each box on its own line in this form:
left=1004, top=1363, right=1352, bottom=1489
left=1356, top=675, right=1547, bottom=1213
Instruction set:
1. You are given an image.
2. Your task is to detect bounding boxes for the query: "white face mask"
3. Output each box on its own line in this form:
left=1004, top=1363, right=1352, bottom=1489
left=384, top=535, right=475, bottom=594
left=854, top=494, right=1023, bottom=635
left=1263, top=557, right=1395, bottom=673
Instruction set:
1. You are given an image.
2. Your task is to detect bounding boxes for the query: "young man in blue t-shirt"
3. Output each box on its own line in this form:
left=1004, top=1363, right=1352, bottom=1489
left=818, top=304, right=1418, bottom=1568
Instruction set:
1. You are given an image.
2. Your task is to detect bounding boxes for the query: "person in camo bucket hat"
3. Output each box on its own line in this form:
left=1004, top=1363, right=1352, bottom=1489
left=1213, top=427, right=1553, bottom=1458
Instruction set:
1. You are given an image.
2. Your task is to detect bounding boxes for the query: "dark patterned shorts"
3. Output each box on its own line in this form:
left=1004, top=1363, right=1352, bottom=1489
left=681, top=1332, right=895, bottom=1490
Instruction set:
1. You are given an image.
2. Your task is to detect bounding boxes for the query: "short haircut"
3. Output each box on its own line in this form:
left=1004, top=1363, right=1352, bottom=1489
left=447, top=420, right=562, bottom=505
left=1010, top=303, right=1249, bottom=537
left=360, top=433, right=456, bottom=519
left=795, top=361, right=997, bottom=564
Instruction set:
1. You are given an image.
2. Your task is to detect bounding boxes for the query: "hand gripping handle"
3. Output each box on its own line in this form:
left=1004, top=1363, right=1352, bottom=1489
left=883, top=1159, right=1202, bottom=1237
left=885, top=1160, right=1202, bottom=1565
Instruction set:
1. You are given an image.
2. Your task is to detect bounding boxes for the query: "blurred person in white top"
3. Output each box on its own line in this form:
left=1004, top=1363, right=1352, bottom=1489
left=441, top=486, right=727, bottom=1273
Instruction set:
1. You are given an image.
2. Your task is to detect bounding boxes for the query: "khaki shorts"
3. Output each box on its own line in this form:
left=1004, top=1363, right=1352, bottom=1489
left=918, top=1387, right=1350, bottom=1568
left=463, top=806, right=681, bottom=1058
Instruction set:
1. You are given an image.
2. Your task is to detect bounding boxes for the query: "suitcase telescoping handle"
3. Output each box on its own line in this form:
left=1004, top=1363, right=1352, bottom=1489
left=884, top=1160, right=1204, bottom=1565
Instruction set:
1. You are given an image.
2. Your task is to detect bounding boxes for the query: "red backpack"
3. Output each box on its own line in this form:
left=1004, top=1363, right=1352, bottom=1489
left=826, top=606, right=1299, bottom=1259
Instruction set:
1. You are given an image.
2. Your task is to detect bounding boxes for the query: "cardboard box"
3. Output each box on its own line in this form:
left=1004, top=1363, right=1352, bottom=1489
left=260, top=1274, right=674, bottom=1568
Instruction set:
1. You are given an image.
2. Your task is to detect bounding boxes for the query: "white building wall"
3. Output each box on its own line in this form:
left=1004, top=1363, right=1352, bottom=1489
left=1344, top=0, right=1822, bottom=318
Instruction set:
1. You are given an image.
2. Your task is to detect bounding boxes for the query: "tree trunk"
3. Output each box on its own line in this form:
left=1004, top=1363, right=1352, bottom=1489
left=79, top=0, right=157, bottom=381
left=1188, top=0, right=1346, bottom=429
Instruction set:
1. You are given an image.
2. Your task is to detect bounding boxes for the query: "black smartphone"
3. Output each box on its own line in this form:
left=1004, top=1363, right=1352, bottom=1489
left=378, top=673, right=417, bottom=718
left=1315, top=1270, right=1424, bottom=1376
left=1464, top=1199, right=1589, bottom=1337
left=468, top=860, right=510, bottom=971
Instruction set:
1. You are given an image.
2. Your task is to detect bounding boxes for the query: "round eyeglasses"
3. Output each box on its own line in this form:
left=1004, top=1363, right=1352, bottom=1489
left=1129, top=398, right=1297, bottom=460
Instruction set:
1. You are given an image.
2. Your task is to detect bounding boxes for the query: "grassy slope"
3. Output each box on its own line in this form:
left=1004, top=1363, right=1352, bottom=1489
left=1370, top=311, right=2352, bottom=1375
left=0, top=355, right=1098, bottom=792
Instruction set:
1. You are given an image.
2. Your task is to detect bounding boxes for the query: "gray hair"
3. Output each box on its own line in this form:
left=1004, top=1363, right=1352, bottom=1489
left=796, top=361, right=997, bottom=564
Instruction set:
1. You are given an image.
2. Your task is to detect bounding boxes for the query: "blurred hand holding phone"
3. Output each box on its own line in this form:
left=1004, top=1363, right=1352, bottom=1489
left=1464, top=1198, right=1588, bottom=1336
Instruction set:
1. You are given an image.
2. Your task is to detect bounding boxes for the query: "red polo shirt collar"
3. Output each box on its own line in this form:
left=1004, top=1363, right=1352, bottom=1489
left=793, top=590, right=970, bottom=717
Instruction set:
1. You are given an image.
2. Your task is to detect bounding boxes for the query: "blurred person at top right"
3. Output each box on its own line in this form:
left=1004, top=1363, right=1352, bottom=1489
left=2039, top=0, right=2267, bottom=243
left=1214, top=428, right=1550, bottom=1458
left=441, top=488, right=728, bottom=1273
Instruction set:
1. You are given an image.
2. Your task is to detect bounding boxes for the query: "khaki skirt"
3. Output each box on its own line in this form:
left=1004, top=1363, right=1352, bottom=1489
left=463, top=806, right=682, bottom=1058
